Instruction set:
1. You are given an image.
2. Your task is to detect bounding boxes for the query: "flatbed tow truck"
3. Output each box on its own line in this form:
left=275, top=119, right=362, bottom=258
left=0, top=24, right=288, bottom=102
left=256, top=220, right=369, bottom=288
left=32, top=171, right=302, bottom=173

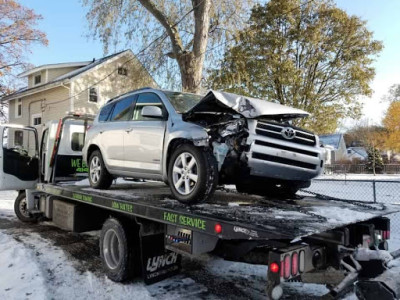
left=3, top=114, right=400, bottom=299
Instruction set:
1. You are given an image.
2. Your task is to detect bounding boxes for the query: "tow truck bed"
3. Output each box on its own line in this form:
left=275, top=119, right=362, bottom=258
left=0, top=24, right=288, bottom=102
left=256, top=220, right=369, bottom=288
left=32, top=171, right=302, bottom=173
left=38, top=181, right=400, bottom=241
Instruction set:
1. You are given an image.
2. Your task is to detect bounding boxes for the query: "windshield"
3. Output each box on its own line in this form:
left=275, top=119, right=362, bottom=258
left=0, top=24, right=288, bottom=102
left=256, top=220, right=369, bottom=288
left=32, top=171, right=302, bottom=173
left=163, top=91, right=203, bottom=114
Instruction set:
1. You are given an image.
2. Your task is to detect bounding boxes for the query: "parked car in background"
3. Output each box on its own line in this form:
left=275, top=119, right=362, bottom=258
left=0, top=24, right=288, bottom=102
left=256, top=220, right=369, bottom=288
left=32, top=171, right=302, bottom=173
left=83, top=88, right=325, bottom=204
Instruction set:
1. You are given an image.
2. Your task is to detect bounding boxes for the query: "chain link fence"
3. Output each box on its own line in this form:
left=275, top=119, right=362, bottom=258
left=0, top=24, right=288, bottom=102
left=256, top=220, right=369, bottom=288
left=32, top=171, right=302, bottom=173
left=302, top=179, right=400, bottom=249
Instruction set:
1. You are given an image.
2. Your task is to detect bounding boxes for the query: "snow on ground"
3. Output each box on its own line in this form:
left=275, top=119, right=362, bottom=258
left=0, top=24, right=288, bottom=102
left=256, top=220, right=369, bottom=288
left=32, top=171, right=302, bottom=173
left=0, top=190, right=18, bottom=219
left=0, top=232, right=46, bottom=300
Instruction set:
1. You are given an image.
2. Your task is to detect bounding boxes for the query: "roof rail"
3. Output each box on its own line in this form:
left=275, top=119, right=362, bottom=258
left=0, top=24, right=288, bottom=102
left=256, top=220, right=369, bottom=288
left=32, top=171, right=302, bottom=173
left=106, top=87, right=155, bottom=103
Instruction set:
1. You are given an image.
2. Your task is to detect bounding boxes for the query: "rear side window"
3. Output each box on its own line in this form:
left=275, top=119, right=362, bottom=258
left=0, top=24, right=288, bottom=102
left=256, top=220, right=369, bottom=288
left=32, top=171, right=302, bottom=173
left=99, top=104, right=114, bottom=122
left=132, top=93, right=164, bottom=121
left=71, top=132, right=84, bottom=151
left=110, top=96, right=135, bottom=121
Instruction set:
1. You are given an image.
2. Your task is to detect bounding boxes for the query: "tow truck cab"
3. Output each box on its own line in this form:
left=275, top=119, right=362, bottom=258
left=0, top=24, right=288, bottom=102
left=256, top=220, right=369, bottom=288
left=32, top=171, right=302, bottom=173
left=0, top=113, right=94, bottom=190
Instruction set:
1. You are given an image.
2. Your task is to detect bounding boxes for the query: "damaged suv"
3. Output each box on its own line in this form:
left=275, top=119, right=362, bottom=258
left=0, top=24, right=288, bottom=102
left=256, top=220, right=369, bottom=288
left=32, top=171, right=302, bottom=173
left=83, top=88, right=324, bottom=204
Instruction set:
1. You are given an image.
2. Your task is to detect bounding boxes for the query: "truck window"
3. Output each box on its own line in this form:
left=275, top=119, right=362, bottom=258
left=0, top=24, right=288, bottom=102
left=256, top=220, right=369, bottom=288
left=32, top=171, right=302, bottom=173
left=132, top=93, right=164, bottom=121
left=110, top=96, right=135, bottom=121
left=71, top=132, right=84, bottom=151
left=99, top=103, right=114, bottom=122
left=3, top=127, right=37, bottom=157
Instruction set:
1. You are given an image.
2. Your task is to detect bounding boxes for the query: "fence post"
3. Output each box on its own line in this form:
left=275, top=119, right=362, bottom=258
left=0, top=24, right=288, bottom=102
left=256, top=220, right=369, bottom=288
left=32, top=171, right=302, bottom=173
left=372, top=181, right=377, bottom=203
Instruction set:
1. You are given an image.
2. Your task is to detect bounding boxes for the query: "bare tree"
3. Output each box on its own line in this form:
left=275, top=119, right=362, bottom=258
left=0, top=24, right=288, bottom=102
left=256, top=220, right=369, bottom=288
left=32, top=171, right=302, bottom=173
left=83, top=0, right=253, bottom=93
left=0, top=0, right=48, bottom=121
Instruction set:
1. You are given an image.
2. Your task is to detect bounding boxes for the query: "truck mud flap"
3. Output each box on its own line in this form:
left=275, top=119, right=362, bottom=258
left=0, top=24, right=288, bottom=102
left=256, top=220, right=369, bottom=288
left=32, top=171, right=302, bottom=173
left=140, top=233, right=182, bottom=285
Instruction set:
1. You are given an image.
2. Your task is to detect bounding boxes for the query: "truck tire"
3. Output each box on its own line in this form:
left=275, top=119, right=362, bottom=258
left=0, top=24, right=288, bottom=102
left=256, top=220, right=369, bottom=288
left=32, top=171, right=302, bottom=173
left=88, top=150, right=113, bottom=189
left=14, top=192, right=36, bottom=223
left=168, top=144, right=218, bottom=204
left=100, top=218, right=136, bottom=282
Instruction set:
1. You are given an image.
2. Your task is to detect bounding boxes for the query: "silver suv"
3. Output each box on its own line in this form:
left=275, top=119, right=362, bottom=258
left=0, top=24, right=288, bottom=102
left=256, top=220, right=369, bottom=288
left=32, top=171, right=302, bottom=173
left=83, top=88, right=324, bottom=204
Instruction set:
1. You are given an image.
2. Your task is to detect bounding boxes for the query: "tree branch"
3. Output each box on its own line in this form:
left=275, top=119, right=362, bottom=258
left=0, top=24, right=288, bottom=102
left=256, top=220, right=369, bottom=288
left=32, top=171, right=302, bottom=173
left=137, top=0, right=183, bottom=56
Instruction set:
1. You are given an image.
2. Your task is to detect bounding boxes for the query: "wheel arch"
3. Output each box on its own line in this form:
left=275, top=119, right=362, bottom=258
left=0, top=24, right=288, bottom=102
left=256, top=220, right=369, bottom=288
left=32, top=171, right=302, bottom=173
left=87, top=144, right=101, bottom=162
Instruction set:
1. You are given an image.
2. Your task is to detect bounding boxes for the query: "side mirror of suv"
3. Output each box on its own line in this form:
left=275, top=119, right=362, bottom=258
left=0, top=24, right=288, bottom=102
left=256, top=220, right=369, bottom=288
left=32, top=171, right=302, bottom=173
left=141, top=106, right=163, bottom=118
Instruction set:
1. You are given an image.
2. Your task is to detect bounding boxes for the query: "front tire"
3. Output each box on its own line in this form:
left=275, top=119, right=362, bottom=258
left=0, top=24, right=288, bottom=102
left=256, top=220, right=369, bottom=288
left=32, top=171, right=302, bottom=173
left=88, top=150, right=113, bottom=189
left=168, top=144, right=218, bottom=204
left=14, top=192, right=36, bottom=222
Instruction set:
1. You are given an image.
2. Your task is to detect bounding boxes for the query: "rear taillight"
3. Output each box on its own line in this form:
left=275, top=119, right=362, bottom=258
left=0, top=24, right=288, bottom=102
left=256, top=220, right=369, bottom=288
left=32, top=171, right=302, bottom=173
left=299, top=250, right=305, bottom=273
left=284, top=255, right=291, bottom=279
left=270, top=262, right=279, bottom=273
left=384, top=230, right=390, bottom=240
left=291, top=252, right=298, bottom=276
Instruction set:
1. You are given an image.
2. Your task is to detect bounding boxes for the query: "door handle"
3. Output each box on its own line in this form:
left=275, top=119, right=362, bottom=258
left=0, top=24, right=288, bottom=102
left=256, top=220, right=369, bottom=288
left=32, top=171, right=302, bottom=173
left=125, top=127, right=134, bottom=133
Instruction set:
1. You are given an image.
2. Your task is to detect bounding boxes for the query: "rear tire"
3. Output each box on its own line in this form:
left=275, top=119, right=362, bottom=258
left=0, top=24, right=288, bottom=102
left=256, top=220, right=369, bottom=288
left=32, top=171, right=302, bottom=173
left=100, top=218, right=137, bottom=282
left=14, top=192, right=36, bottom=222
left=88, top=150, right=113, bottom=189
left=168, top=144, right=218, bottom=204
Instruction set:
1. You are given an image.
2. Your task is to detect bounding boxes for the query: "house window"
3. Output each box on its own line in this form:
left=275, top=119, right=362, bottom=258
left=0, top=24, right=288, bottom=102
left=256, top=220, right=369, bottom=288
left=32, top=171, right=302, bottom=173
left=15, top=99, right=22, bottom=118
left=14, top=130, right=23, bottom=146
left=89, top=87, right=98, bottom=103
left=118, top=67, right=128, bottom=76
left=34, top=74, right=41, bottom=85
left=31, top=114, right=42, bottom=126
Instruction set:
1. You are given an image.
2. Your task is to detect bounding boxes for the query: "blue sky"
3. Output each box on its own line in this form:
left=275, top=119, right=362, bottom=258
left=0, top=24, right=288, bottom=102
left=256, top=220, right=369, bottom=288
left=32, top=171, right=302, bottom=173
left=20, top=0, right=400, bottom=127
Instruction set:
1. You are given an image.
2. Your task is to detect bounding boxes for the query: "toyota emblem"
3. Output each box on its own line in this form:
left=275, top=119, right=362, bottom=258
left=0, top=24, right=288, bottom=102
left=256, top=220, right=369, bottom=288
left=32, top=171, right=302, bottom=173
left=281, top=127, right=296, bottom=140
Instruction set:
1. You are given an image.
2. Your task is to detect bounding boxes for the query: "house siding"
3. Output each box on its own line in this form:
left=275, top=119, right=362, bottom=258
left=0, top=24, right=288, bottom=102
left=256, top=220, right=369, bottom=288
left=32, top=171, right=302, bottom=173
left=8, top=86, right=70, bottom=126
left=47, top=67, right=81, bottom=82
left=72, top=54, right=157, bottom=114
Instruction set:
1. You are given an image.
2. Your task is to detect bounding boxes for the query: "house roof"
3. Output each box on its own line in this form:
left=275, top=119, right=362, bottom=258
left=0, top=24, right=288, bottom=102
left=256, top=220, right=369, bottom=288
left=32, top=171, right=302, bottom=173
left=18, top=61, right=91, bottom=77
left=319, top=134, right=343, bottom=149
left=2, top=50, right=131, bottom=102
left=347, top=147, right=368, bottom=159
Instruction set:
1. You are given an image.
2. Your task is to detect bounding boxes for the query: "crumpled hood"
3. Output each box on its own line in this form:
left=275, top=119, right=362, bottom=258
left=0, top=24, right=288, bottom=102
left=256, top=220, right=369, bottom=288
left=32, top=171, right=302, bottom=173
left=184, top=90, right=309, bottom=119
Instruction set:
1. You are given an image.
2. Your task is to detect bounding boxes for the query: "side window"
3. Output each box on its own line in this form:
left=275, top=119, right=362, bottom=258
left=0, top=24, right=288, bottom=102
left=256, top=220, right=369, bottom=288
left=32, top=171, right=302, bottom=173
left=132, top=93, right=164, bottom=121
left=71, top=132, right=84, bottom=151
left=110, top=96, right=135, bottom=121
left=98, top=103, right=114, bottom=122
left=3, top=128, right=37, bottom=157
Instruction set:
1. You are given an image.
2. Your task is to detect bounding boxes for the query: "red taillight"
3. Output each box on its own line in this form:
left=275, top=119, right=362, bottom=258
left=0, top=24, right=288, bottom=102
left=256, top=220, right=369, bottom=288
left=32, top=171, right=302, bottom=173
left=291, top=252, right=298, bottom=275
left=214, top=223, right=222, bottom=234
left=284, top=255, right=291, bottom=279
left=270, top=262, right=279, bottom=273
left=385, top=230, right=390, bottom=240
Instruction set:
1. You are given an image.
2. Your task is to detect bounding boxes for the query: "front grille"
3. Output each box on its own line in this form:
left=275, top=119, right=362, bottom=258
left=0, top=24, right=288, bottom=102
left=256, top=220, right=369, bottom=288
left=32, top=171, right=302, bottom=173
left=252, top=152, right=317, bottom=170
left=256, top=121, right=316, bottom=146
left=254, top=140, right=319, bottom=157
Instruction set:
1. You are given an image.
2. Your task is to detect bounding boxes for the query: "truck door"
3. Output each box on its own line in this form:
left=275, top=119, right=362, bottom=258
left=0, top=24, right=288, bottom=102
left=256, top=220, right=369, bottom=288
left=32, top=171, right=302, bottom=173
left=0, top=125, right=39, bottom=190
